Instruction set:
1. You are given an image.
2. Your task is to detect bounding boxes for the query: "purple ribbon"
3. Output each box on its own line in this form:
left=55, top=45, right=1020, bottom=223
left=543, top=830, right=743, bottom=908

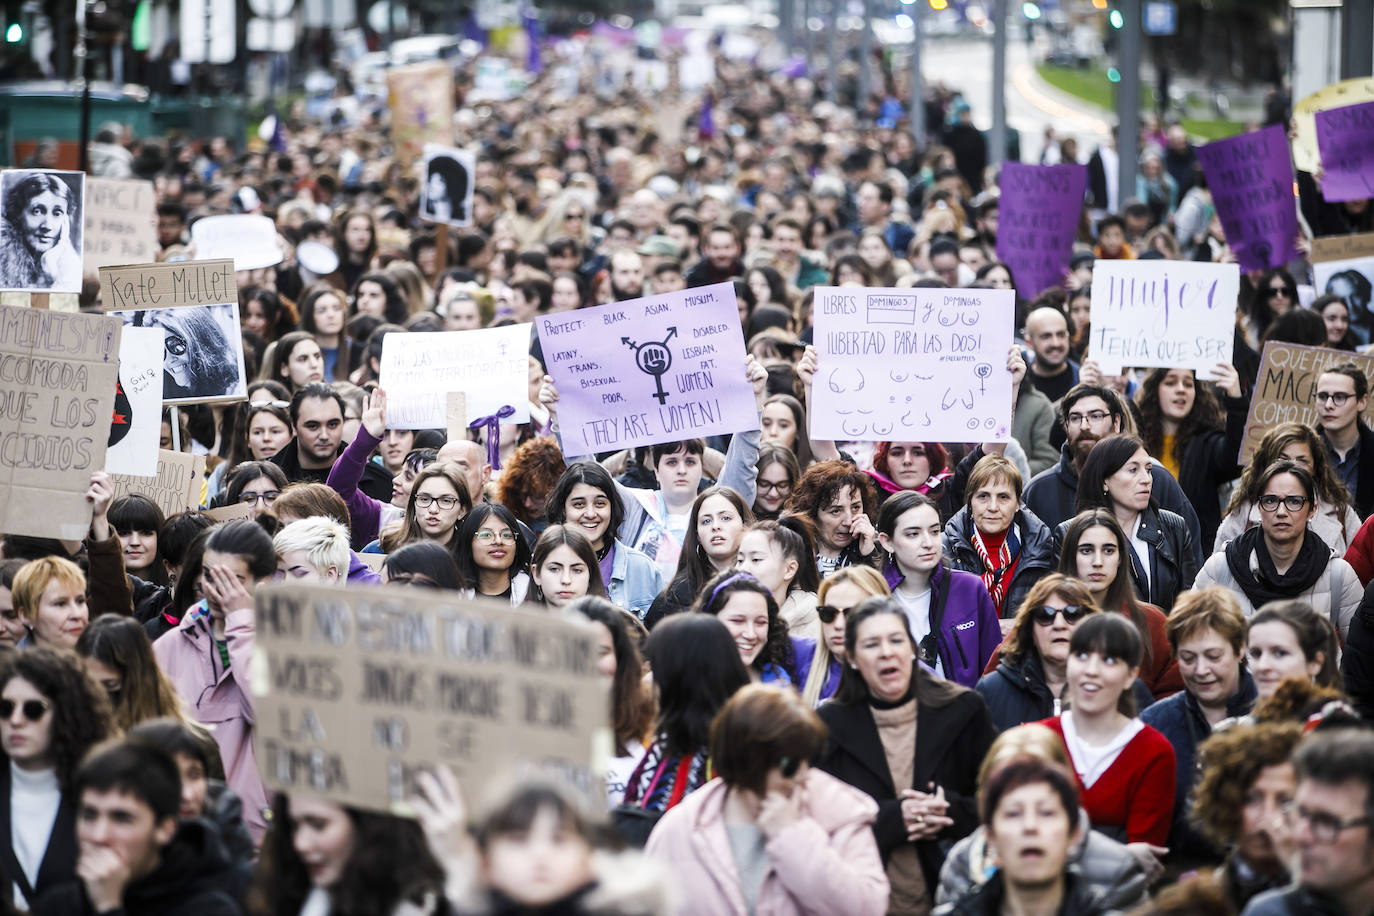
left=468, top=404, right=517, bottom=470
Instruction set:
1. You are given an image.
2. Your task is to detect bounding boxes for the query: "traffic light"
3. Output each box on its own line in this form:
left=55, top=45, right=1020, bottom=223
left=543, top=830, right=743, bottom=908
left=1022, top=1, right=1041, bottom=19
left=1109, top=9, right=1124, bottom=28
left=930, top=0, right=948, bottom=9
left=4, top=22, right=19, bottom=42
left=1091, top=0, right=1107, bottom=8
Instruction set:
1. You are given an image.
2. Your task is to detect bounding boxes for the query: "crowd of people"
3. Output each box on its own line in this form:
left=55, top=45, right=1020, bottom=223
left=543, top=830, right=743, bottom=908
left=4, top=25, right=1374, bottom=916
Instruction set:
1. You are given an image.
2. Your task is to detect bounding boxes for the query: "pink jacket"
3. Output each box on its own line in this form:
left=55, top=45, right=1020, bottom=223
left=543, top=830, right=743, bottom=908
left=645, top=769, right=889, bottom=916
left=153, top=604, right=267, bottom=842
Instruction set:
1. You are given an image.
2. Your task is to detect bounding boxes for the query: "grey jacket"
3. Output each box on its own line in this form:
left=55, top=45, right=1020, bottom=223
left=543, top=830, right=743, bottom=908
left=1193, top=545, right=1363, bottom=640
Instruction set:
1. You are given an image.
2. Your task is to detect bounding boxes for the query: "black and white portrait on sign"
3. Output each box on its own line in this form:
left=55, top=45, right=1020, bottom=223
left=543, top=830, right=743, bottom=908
left=115, top=302, right=248, bottom=404
left=0, top=169, right=85, bottom=293
left=419, top=144, right=475, bottom=227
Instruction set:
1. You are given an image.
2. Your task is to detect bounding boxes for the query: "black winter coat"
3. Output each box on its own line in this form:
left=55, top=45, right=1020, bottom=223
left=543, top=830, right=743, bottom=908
left=1340, top=578, right=1374, bottom=721
left=1170, top=392, right=1248, bottom=550
left=943, top=506, right=1059, bottom=619
left=1054, top=506, right=1198, bottom=613
left=815, top=671, right=996, bottom=892
left=976, top=652, right=1156, bottom=733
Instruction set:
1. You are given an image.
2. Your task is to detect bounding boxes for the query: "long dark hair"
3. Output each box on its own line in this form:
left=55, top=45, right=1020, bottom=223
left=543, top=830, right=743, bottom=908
left=1057, top=509, right=1154, bottom=669
left=1069, top=613, right=1144, bottom=716
left=832, top=596, right=964, bottom=708
left=568, top=597, right=653, bottom=756
left=1135, top=369, right=1223, bottom=471
left=691, top=570, right=795, bottom=680
left=265, top=330, right=320, bottom=393
left=350, top=271, right=409, bottom=324
left=108, top=494, right=168, bottom=587
left=453, top=502, right=532, bottom=594
left=239, top=286, right=297, bottom=343
left=383, top=542, right=461, bottom=590
left=754, top=445, right=802, bottom=520
left=379, top=463, right=472, bottom=556
left=544, top=462, right=626, bottom=548
left=667, top=486, right=754, bottom=605
left=74, top=615, right=184, bottom=731
left=250, top=795, right=444, bottom=916
left=1074, top=434, right=1155, bottom=515
left=0, top=649, right=116, bottom=792
left=644, top=614, right=749, bottom=757
left=761, top=394, right=813, bottom=468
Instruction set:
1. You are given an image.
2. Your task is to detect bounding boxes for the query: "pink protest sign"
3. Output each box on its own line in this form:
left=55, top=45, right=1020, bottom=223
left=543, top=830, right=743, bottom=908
left=996, top=162, right=1088, bottom=299
left=536, top=283, right=758, bottom=456
left=1315, top=100, right=1374, bottom=203
left=1196, top=125, right=1299, bottom=273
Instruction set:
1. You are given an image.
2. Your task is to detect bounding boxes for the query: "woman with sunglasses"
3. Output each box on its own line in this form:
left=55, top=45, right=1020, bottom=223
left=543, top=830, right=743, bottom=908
left=692, top=571, right=796, bottom=685
left=143, top=305, right=239, bottom=401
left=1246, top=267, right=1300, bottom=345
left=797, top=566, right=890, bottom=708
left=454, top=503, right=532, bottom=605
left=1195, top=460, right=1362, bottom=636
left=0, top=649, right=116, bottom=912
left=645, top=685, right=889, bottom=916
left=753, top=445, right=801, bottom=521
left=376, top=463, right=472, bottom=563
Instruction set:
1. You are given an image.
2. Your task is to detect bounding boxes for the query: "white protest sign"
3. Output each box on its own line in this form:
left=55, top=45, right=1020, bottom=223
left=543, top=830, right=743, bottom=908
left=83, top=178, right=157, bottom=271
left=1088, top=260, right=1240, bottom=375
left=811, top=286, right=1015, bottom=442
left=379, top=324, right=531, bottom=430
left=190, top=214, right=283, bottom=271
left=536, top=283, right=758, bottom=456
left=104, top=326, right=163, bottom=477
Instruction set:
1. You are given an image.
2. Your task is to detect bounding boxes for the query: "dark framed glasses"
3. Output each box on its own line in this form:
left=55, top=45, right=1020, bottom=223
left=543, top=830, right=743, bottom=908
left=0, top=698, right=49, bottom=721
left=1258, top=494, right=1310, bottom=513
left=165, top=334, right=188, bottom=356
left=816, top=605, right=844, bottom=624
left=1031, top=605, right=1091, bottom=627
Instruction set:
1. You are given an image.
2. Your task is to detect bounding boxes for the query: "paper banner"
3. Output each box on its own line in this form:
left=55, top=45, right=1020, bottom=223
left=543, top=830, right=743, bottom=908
left=419, top=144, right=475, bottom=228
left=104, top=325, right=164, bottom=477
left=1088, top=260, right=1239, bottom=375
left=0, top=305, right=121, bottom=539
left=810, top=286, right=1015, bottom=442
left=0, top=169, right=86, bottom=294
left=100, top=259, right=237, bottom=311
left=251, top=582, right=609, bottom=814
left=995, top=162, right=1088, bottom=299
left=378, top=325, right=530, bottom=430
left=190, top=215, right=282, bottom=271
left=1196, top=125, right=1299, bottom=272
left=1240, top=342, right=1374, bottom=462
left=110, top=449, right=205, bottom=517
left=536, top=283, right=758, bottom=455
left=83, top=178, right=157, bottom=271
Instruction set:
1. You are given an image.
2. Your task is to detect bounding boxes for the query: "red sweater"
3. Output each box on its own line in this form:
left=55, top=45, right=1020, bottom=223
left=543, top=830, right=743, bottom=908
left=1038, top=715, right=1176, bottom=847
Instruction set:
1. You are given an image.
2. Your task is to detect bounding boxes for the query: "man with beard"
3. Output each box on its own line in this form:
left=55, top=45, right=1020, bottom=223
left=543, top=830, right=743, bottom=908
left=608, top=249, right=645, bottom=301
left=1022, top=384, right=1202, bottom=559
left=1024, top=307, right=1079, bottom=404
left=684, top=224, right=744, bottom=288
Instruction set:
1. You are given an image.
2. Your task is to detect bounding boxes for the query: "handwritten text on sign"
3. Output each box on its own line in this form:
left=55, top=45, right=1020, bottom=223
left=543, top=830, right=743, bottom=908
left=1089, top=260, right=1239, bottom=375
left=811, top=286, right=1015, bottom=442
left=1196, top=124, right=1299, bottom=272
left=99, top=259, right=237, bottom=311
left=1315, top=100, right=1374, bottom=203
left=378, top=324, right=530, bottom=430
left=83, top=178, right=157, bottom=271
left=1240, top=342, right=1374, bottom=462
left=109, top=450, right=205, bottom=517
left=536, top=283, right=757, bottom=455
left=0, top=305, right=121, bottom=540
left=252, top=584, right=609, bottom=815
left=996, top=162, right=1088, bottom=299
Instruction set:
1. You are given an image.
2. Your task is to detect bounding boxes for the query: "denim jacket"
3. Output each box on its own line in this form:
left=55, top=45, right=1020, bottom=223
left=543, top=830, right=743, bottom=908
left=609, top=539, right=665, bottom=621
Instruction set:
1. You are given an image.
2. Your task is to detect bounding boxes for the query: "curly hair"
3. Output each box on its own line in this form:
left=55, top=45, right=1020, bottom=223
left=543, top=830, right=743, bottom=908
left=250, top=795, right=444, bottom=916
left=0, top=648, right=116, bottom=793
left=1222, top=423, right=1350, bottom=520
left=1191, top=722, right=1302, bottom=848
left=1251, top=678, right=1345, bottom=725
left=785, top=459, right=878, bottom=528
left=1135, top=368, right=1224, bottom=471
left=497, top=436, right=565, bottom=527
left=692, top=570, right=795, bottom=682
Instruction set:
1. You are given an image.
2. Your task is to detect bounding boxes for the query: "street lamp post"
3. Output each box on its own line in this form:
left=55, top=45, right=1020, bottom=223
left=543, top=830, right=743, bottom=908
left=991, top=0, right=1007, bottom=165
left=910, top=2, right=924, bottom=144
left=1116, top=0, right=1142, bottom=211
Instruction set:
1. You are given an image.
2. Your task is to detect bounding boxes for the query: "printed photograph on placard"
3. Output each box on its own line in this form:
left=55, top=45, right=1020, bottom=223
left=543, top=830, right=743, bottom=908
left=1313, top=256, right=1374, bottom=346
left=114, top=303, right=248, bottom=404
left=0, top=169, right=85, bottom=293
left=419, top=144, right=475, bottom=227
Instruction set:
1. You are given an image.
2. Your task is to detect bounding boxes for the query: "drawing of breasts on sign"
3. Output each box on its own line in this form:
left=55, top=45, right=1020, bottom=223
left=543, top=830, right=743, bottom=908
left=0, top=169, right=86, bottom=294
left=810, top=286, right=1016, bottom=443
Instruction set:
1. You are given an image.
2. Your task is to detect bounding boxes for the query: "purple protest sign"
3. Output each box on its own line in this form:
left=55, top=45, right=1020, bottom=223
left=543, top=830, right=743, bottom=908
left=1315, top=100, right=1374, bottom=203
left=1196, top=124, right=1299, bottom=273
left=995, top=162, right=1087, bottom=298
left=535, top=283, right=759, bottom=456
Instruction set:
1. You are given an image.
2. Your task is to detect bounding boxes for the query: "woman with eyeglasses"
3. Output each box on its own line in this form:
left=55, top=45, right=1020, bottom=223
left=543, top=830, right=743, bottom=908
left=815, top=596, right=996, bottom=914
left=376, top=463, right=472, bottom=563
left=692, top=571, right=796, bottom=686
left=753, top=444, right=801, bottom=521
left=75, top=615, right=186, bottom=732
left=0, top=649, right=116, bottom=912
left=530, top=525, right=607, bottom=611
left=1140, top=588, right=1257, bottom=866
left=798, top=567, right=890, bottom=708
left=1065, top=434, right=1198, bottom=614
left=1036, top=614, right=1176, bottom=882
left=1215, top=423, right=1359, bottom=555
left=153, top=519, right=276, bottom=841
left=1190, top=722, right=1301, bottom=912
left=644, top=684, right=890, bottom=916
left=1195, top=460, right=1363, bottom=636
left=453, top=503, right=532, bottom=605
left=645, top=487, right=754, bottom=629
left=222, top=461, right=289, bottom=521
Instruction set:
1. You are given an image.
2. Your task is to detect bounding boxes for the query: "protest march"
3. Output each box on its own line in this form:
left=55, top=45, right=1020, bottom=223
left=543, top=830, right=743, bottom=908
left=5, top=6, right=1374, bottom=916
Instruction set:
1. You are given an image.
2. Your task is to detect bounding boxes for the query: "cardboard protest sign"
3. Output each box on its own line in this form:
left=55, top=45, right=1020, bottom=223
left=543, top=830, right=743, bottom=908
left=1312, top=234, right=1374, bottom=346
left=0, top=305, right=121, bottom=539
left=104, top=326, right=163, bottom=477
left=1240, top=342, right=1374, bottom=462
left=110, top=449, right=205, bottom=517
left=810, top=286, right=1015, bottom=442
left=252, top=583, right=609, bottom=814
left=0, top=170, right=86, bottom=293
left=103, top=259, right=247, bottom=405
left=419, top=144, right=475, bottom=227
left=1196, top=125, right=1299, bottom=273
left=1088, top=260, right=1239, bottom=375
left=203, top=501, right=253, bottom=523
left=536, top=283, right=758, bottom=455
left=995, top=162, right=1088, bottom=299
left=387, top=61, right=455, bottom=167
left=190, top=215, right=282, bottom=271
left=82, top=178, right=156, bottom=270
left=379, top=325, right=530, bottom=430
left=1315, top=100, right=1374, bottom=202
